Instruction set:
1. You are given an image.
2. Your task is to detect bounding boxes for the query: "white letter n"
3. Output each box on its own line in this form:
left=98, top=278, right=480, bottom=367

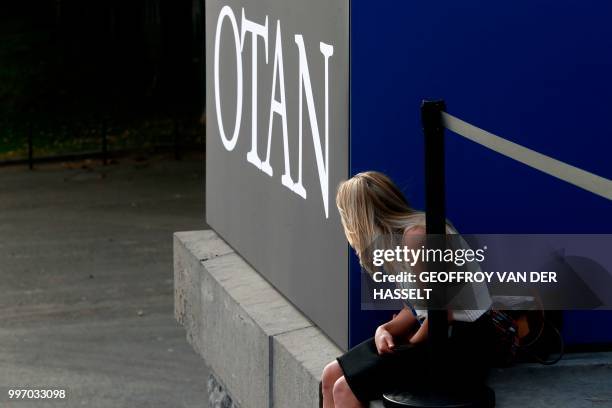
left=294, top=35, right=334, bottom=218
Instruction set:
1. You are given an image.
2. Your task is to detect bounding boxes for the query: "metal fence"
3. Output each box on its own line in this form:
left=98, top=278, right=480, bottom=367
left=0, top=114, right=204, bottom=169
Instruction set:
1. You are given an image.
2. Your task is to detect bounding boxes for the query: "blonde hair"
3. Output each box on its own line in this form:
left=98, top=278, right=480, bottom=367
left=336, top=171, right=423, bottom=272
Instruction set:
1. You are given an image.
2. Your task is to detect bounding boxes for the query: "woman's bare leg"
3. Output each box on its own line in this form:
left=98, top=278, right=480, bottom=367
left=333, top=376, right=366, bottom=408
left=321, top=361, right=344, bottom=408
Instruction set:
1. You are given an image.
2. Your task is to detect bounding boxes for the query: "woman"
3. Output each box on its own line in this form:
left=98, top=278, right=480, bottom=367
left=321, top=171, right=495, bottom=408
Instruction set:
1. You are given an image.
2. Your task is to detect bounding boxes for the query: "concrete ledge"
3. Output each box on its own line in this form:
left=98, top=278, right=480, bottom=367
left=175, top=230, right=612, bottom=408
left=272, top=326, right=342, bottom=408
left=174, top=230, right=340, bottom=408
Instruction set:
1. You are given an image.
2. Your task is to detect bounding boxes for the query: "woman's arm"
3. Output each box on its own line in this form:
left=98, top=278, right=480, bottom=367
left=383, top=307, right=417, bottom=337
left=375, top=307, right=418, bottom=354
left=409, top=317, right=428, bottom=344
left=401, top=225, right=453, bottom=345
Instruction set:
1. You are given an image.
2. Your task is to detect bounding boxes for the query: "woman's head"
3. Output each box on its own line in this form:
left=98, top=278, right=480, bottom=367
left=336, top=171, right=415, bottom=268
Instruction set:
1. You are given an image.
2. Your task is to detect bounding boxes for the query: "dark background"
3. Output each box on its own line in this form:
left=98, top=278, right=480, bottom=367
left=1, top=0, right=205, bottom=161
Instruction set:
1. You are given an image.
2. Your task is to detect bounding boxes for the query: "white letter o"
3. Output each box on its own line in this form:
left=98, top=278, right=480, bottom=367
left=214, top=6, right=243, bottom=151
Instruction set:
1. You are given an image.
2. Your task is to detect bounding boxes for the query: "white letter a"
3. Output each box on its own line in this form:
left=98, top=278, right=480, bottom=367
left=262, top=21, right=295, bottom=193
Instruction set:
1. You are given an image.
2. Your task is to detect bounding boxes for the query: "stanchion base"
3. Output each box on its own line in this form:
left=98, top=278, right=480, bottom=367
left=383, top=386, right=495, bottom=408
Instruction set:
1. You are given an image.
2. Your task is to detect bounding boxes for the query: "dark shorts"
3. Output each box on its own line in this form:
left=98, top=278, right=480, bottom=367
left=336, top=314, right=495, bottom=403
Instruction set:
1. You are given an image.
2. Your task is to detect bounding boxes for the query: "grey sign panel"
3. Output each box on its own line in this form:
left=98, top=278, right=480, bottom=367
left=205, top=0, right=349, bottom=348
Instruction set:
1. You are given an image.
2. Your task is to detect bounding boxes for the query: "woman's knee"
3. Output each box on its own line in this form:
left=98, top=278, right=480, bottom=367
left=321, top=361, right=342, bottom=392
left=332, top=376, right=357, bottom=404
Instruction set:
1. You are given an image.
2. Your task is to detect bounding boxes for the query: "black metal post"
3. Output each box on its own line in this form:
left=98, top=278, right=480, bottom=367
left=101, top=118, right=108, bottom=166
left=382, top=101, right=494, bottom=407
left=27, top=122, right=34, bottom=170
left=422, top=100, right=448, bottom=375
left=422, top=100, right=447, bottom=234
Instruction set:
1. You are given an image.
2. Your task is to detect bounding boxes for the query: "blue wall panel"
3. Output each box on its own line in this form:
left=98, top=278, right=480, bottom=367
left=349, top=0, right=612, bottom=347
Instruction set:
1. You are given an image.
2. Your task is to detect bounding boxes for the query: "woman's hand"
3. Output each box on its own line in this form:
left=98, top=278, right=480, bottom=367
left=374, top=325, right=395, bottom=354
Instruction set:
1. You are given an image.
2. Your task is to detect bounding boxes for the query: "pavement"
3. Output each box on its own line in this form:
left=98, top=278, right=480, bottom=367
left=0, top=155, right=210, bottom=408
left=490, top=352, right=612, bottom=407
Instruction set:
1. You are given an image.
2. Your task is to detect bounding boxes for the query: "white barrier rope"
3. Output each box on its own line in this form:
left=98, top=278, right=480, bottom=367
left=441, top=112, right=612, bottom=201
